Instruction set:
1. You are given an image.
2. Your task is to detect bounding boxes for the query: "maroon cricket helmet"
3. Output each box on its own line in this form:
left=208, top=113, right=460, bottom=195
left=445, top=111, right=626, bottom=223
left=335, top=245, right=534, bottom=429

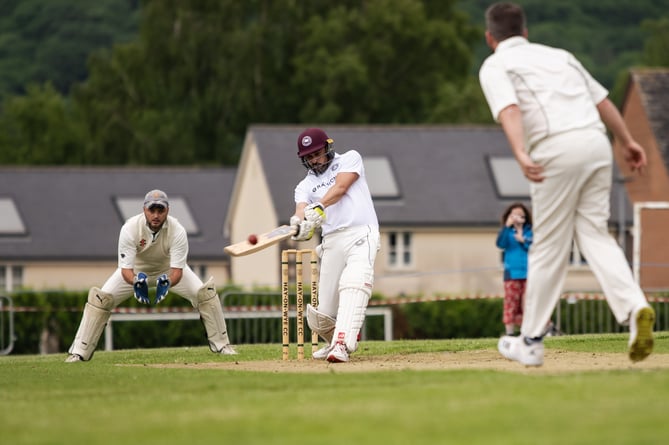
left=297, top=128, right=331, bottom=157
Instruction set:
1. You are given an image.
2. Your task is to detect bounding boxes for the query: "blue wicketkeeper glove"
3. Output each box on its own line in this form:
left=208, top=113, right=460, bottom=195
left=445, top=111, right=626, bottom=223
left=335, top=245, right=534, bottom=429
left=133, top=272, right=149, bottom=304
left=155, top=274, right=170, bottom=304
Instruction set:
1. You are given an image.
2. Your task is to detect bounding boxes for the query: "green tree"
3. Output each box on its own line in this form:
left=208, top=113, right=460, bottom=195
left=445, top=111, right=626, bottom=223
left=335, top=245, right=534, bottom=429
left=70, top=0, right=478, bottom=165
left=0, top=83, right=86, bottom=164
left=0, top=0, right=138, bottom=99
left=642, top=17, right=669, bottom=66
left=456, top=0, right=669, bottom=89
left=291, top=0, right=479, bottom=123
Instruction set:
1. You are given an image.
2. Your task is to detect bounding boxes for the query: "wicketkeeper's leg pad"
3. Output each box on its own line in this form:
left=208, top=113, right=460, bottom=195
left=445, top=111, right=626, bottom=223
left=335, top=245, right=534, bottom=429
left=306, top=304, right=336, bottom=344
left=68, top=287, right=114, bottom=360
left=196, top=278, right=231, bottom=353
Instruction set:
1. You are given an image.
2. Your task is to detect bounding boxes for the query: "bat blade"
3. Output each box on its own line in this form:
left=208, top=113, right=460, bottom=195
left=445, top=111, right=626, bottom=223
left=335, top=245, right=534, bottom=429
left=224, top=225, right=295, bottom=257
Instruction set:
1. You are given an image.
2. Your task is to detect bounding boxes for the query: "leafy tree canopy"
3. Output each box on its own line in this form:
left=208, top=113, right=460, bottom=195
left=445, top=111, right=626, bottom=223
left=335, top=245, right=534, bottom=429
left=0, top=0, right=139, bottom=99
left=0, top=0, right=668, bottom=166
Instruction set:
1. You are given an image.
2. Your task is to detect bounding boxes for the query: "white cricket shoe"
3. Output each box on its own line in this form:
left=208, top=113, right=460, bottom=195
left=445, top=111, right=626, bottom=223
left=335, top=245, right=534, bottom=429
left=219, top=344, right=238, bottom=355
left=326, top=342, right=349, bottom=363
left=65, top=354, right=83, bottom=363
left=312, top=344, right=334, bottom=360
left=498, top=335, right=544, bottom=367
left=628, top=306, right=655, bottom=362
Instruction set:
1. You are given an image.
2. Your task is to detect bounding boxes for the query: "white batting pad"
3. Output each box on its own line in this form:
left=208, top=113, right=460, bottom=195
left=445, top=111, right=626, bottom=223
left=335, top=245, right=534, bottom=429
left=306, top=304, right=336, bottom=344
left=332, top=287, right=370, bottom=352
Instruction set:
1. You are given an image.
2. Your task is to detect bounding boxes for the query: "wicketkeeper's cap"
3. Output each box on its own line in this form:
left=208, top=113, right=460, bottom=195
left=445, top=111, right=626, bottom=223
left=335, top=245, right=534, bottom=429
left=143, top=189, right=169, bottom=208
left=297, top=128, right=330, bottom=157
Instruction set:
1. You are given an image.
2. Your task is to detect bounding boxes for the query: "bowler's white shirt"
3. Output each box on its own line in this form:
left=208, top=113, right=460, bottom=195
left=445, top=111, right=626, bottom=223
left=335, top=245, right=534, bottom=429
left=479, top=36, right=608, bottom=149
left=295, top=150, right=378, bottom=236
left=117, top=214, right=188, bottom=275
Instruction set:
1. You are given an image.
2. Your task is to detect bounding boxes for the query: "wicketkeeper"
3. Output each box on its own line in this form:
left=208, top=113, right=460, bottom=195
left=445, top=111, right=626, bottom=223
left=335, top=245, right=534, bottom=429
left=65, top=189, right=236, bottom=362
left=290, top=128, right=380, bottom=363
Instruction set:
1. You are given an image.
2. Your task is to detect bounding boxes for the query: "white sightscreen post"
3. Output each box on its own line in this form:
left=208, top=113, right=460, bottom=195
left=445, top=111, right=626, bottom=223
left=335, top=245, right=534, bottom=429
left=632, top=201, right=669, bottom=285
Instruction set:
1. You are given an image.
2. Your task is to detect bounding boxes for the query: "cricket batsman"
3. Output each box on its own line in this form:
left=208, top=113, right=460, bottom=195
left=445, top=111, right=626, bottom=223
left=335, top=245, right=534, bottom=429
left=290, top=128, right=380, bottom=363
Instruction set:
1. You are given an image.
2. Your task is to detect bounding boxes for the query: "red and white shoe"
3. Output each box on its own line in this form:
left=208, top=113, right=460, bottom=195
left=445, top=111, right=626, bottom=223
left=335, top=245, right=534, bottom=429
left=312, top=344, right=334, bottom=360
left=326, top=342, right=349, bottom=363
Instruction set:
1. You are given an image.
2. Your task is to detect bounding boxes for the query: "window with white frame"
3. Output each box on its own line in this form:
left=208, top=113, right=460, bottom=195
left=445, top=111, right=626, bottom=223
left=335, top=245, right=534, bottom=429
left=0, top=198, right=27, bottom=235
left=0, top=265, right=23, bottom=292
left=388, top=232, right=412, bottom=268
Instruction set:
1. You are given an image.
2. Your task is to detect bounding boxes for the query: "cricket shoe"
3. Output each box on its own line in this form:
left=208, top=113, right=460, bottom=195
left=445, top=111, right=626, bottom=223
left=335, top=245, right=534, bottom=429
left=628, top=306, right=655, bottom=362
left=312, top=344, right=334, bottom=360
left=498, top=335, right=543, bottom=366
left=326, top=342, right=349, bottom=363
left=64, top=354, right=83, bottom=363
left=219, top=344, right=238, bottom=355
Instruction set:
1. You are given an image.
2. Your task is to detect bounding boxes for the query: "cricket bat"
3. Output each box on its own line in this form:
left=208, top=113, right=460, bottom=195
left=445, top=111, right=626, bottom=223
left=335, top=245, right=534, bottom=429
left=224, top=225, right=296, bottom=257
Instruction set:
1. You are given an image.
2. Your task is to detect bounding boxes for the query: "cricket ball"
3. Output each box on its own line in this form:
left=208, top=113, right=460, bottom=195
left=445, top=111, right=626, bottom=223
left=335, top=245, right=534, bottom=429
left=248, top=234, right=258, bottom=245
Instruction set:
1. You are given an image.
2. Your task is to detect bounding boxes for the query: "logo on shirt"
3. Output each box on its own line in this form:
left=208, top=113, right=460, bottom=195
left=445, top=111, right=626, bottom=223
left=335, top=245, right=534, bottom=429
left=139, top=239, right=147, bottom=248
left=312, top=176, right=336, bottom=193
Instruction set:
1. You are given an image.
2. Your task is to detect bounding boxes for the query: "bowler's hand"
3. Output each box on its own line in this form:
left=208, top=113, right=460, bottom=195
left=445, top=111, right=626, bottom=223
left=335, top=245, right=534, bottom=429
left=622, top=141, right=647, bottom=174
left=517, top=152, right=544, bottom=183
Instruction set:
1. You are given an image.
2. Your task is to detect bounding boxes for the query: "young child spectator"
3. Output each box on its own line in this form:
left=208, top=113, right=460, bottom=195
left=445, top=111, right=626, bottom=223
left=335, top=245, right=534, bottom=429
left=496, top=203, right=532, bottom=335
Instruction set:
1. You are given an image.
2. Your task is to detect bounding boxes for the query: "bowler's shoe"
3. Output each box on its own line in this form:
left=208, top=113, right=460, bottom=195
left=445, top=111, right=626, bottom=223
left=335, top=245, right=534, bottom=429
left=628, top=306, right=655, bottom=362
left=498, top=335, right=544, bottom=366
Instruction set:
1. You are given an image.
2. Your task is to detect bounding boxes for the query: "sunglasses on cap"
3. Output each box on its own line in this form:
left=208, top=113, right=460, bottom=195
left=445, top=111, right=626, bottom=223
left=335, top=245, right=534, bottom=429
left=148, top=204, right=166, bottom=212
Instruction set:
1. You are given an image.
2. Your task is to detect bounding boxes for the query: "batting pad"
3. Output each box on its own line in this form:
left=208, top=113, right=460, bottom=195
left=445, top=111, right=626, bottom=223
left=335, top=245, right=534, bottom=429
left=306, top=304, right=336, bottom=344
left=333, top=287, right=370, bottom=352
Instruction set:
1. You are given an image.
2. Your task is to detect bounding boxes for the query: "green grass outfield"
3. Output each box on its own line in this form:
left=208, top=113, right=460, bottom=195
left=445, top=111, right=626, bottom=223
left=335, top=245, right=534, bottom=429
left=2, top=333, right=669, bottom=445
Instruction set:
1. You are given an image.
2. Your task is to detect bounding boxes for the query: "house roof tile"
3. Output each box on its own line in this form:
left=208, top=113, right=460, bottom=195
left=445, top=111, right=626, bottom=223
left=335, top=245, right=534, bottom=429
left=0, top=167, right=236, bottom=260
left=631, top=69, right=669, bottom=174
left=250, top=124, right=630, bottom=227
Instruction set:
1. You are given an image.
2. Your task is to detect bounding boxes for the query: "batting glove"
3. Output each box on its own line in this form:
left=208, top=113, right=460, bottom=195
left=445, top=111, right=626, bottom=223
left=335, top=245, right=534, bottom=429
left=292, top=220, right=316, bottom=241
left=133, top=272, right=150, bottom=304
left=289, top=215, right=301, bottom=235
left=304, top=202, right=325, bottom=228
left=155, top=274, right=170, bottom=304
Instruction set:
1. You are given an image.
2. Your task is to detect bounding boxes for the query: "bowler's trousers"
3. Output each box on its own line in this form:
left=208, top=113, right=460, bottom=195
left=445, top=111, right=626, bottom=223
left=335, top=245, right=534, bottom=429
left=522, top=128, right=648, bottom=338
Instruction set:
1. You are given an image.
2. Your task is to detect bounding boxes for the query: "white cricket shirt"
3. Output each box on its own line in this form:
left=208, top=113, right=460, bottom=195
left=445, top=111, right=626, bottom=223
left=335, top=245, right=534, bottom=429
left=295, top=150, right=378, bottom=236
left=479, top=36, right=608, bottom=149
left=117, top=214, right=188, bottom=275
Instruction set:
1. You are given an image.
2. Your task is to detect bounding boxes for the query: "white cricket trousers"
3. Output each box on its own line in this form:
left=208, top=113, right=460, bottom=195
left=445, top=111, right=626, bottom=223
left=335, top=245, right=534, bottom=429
left=101, top=265, right=204, bottom=307
left=522, top=128, right=648, bottom=338
left=316, top=225, right=380, bottom=318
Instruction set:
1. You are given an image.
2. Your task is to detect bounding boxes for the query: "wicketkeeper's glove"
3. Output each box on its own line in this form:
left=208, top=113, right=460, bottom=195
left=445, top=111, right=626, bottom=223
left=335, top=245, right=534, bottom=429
left=133, top=272, right=150, bottom=304
left=304, top=202, right=325, bottom=228
left=155, top=274, right=170, bottom=304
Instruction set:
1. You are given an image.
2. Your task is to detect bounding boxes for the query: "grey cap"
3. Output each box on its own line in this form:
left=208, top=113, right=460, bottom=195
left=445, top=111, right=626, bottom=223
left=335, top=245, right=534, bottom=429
left=143, top=189, right=169, bottom=208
